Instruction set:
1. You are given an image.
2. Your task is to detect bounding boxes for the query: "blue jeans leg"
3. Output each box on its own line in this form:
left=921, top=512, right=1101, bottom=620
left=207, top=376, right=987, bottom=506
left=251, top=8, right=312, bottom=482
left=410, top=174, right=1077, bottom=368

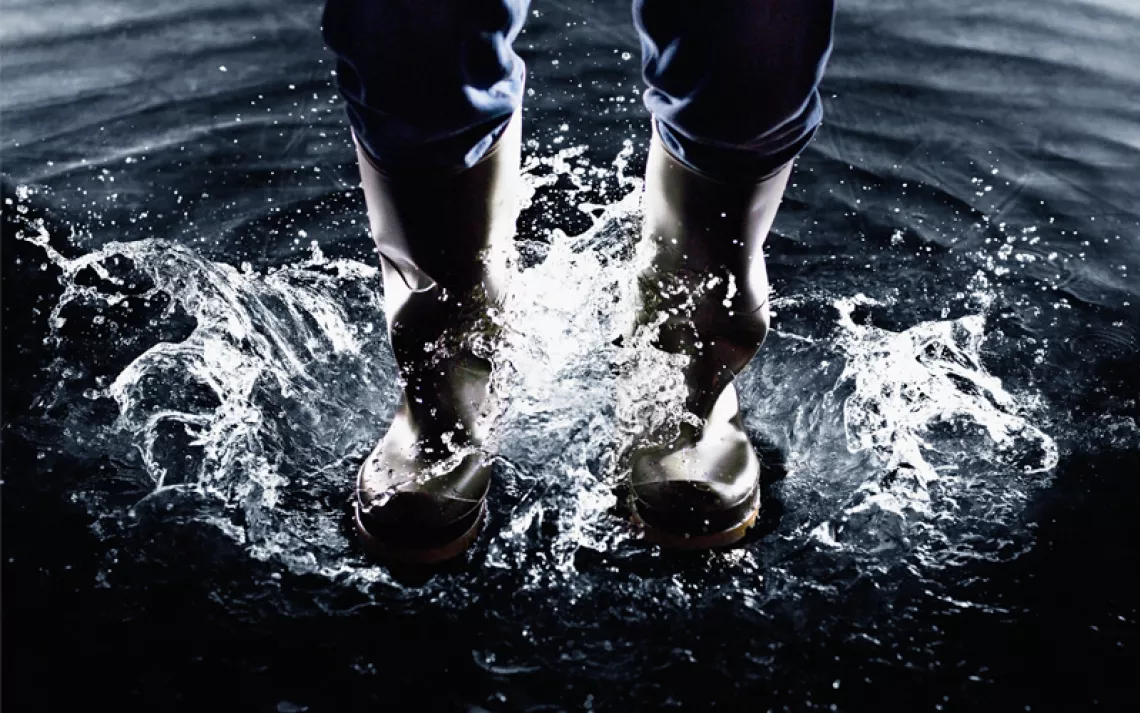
left=634, top=0, right=836, bottom=181
left=323, top=1, right=833, bottom=180
left=321, top=0, right=530, bottom=173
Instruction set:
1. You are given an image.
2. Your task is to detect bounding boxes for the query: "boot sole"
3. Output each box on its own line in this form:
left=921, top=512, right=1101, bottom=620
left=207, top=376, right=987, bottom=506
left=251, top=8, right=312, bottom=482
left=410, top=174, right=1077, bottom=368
left=630, top=493, right=760, bottom=550
left=354, top=500, right=486, bottom=565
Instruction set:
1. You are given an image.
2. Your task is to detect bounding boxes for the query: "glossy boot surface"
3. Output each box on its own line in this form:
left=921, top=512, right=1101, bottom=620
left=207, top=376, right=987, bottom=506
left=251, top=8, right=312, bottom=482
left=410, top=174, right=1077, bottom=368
left=354, top=115, right=521, bottom=563
left=629, top=131, right=792, bottom=549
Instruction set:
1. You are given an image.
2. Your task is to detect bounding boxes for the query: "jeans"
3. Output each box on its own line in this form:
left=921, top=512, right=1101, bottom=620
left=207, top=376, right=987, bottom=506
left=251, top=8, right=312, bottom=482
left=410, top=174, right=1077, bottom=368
left=322, top=0, right=834, bottom=180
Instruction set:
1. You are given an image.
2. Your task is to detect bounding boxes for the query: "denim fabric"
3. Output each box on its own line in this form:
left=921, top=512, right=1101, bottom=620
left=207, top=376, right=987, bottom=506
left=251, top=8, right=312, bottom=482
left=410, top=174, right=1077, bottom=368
left=322, top=0, right=530, bottom=174
left=322, top=0, right=834, bottom=179
left=635, top=0, right=835, bottom=180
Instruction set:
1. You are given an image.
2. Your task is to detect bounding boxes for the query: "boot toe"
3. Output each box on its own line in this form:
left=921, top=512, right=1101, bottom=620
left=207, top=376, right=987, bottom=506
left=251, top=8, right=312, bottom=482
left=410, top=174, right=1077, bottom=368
left=629, top=429, right=761, bottom=541
left=356, top=488, right=485, bottom=552
left=630, top=479, right=758, bottom=538
left=355, top=450, right=492, bottom=560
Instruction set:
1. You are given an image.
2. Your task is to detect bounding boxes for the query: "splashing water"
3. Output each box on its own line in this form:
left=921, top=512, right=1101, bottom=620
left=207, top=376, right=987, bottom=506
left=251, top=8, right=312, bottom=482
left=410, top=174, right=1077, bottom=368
left=791, top=295, right=1058, bottom=558
left=13, top=144, right=1058, bottom=603
left=20, top=214, right=396, bottom=581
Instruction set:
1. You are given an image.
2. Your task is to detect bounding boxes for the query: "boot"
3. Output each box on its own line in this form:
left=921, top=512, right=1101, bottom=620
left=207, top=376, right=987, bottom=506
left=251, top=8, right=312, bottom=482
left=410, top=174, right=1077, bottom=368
left=628, top=128, right=793, bottom=549
left=353, top=114, right=521, bottom=563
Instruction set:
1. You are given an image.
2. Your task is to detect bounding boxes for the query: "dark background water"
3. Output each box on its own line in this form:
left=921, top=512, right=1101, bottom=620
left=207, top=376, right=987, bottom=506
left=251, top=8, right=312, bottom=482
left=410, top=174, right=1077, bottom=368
left=3, top=0, right=1139, bottom=711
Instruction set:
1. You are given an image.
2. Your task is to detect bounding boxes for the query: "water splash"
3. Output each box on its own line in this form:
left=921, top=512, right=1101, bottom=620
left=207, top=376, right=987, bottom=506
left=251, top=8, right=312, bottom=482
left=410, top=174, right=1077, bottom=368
left=788, top=294, right=1058, bottom=558
left=19, top=211, right=396, bottom=582
left=13, top=145, right=1059, bottom=599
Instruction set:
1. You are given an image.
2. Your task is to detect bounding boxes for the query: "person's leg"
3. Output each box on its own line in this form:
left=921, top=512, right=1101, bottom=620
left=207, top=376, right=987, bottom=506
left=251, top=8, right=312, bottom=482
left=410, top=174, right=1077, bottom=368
left=323, top=0, right=529, bottom=562
left=628, top=0, right=835, bottom=548
left=634, top=0, right=835, bottom=181
left=322, top=0, right=530, bottom=173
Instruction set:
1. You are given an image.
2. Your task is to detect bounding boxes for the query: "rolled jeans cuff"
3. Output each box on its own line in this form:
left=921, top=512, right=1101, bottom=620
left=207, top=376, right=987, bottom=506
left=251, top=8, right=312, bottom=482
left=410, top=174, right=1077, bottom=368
left=652, top=96, right=822, bottom=183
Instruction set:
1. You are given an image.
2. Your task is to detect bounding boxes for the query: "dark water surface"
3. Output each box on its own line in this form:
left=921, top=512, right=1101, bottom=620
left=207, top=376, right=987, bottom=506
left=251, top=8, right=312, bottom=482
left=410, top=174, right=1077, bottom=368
left=3, top=0, right=1139, bottom=710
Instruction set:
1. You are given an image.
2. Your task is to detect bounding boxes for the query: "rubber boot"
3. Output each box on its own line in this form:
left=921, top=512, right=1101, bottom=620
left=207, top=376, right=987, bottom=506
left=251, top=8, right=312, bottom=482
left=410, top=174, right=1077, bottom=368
left=353, top=114, right=521, bottom=563
left=628, top=128, right=793, bottom=549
